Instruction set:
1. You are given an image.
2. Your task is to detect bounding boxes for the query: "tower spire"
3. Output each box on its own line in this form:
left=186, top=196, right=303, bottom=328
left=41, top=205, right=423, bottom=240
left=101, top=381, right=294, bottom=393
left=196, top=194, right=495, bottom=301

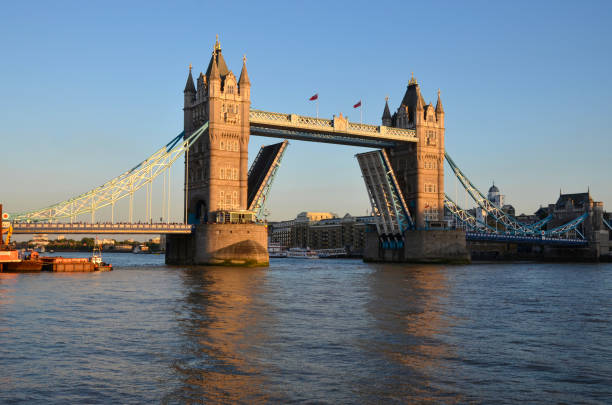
left=184, top=63, right=196, bottom=93
left=239, top=54, right=250, bottom=85
left=435, top=88, right=444, bottom=114
left=382, top=96, right=391, bottom=126
left=415, top=86, right=424, bottom=111
left=408, top=71, right=417, bottom=86
left=209, top=50, right=220, bottom=81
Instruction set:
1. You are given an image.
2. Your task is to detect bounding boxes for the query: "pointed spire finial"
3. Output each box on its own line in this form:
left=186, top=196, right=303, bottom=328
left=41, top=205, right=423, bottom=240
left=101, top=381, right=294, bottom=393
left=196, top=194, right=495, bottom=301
left=382, top=96, right=392, bottom=123
left=239, top=52, right=250, bottom=85
left=408, top=72, right=417, bottom=85
left=209, top=49, right=220, bottom=81
left=184, top=63, right=196, bottom=93
left=214, top=34, right=221, bottom=51
left=435, top=87, right=444, bottom=113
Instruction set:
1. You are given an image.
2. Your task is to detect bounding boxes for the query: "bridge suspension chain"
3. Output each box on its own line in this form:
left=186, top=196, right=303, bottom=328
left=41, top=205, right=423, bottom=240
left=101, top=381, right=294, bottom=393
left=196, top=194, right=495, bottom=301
left=445, top=153, right=536, bottom=235
left=444, top=194, right=497, bottom=233
left=543, top=212, right=588, bottom=237
left=529, top=214, right=553, bottom=230
left=10, top=122, right=209, bottom=222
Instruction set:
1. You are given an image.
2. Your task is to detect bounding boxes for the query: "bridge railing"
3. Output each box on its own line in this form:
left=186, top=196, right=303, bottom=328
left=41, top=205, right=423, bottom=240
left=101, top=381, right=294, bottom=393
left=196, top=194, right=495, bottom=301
left=11, top=222, right=194, bottom=234
left=249, top=110, right=417, bottom=142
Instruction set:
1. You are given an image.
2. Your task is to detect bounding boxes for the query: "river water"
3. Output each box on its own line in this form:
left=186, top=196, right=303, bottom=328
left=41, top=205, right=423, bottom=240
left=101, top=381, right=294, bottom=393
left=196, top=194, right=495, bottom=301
left=0, top=254, right=611, bottom=404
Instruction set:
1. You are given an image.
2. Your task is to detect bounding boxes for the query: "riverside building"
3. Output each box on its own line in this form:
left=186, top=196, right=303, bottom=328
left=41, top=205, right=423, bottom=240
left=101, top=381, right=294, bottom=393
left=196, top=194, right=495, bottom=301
left=269, top=212, right=377, bottom=255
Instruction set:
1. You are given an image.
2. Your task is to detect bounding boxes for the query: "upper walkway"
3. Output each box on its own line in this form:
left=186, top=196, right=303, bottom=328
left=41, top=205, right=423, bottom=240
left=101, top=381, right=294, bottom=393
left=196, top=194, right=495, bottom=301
left=249, top=110, right=417, bottom=148
left=12, top=222, right=193, bottom=235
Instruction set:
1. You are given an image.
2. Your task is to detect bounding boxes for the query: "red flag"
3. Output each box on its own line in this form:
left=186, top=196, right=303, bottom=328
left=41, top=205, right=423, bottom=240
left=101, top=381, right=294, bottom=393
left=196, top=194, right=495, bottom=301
left=353, top=100, right=362, bottom=108
left=309, top=93, right=318, bottom=101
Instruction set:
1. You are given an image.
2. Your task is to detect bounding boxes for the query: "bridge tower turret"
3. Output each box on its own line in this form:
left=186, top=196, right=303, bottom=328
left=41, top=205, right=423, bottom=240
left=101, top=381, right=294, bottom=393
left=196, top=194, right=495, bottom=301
left=385, top=74, right=445, bottom=228
left=382, top=97, right=392, bottom=127
left=183, top=64, right=196, bottom=133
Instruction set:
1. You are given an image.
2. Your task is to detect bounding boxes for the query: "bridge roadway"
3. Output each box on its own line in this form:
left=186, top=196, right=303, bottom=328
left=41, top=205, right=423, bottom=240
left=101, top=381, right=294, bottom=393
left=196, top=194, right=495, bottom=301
left=465, top=232, right=588, bottom=246
left=249, top=110, right=417, bottom=148
left=11, top=222, right=193, bottom=235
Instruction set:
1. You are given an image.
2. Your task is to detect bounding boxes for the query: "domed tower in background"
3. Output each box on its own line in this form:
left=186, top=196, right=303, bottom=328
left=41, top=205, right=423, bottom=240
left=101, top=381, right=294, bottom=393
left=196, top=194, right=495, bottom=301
left=487, top=183, right=503, bottom=208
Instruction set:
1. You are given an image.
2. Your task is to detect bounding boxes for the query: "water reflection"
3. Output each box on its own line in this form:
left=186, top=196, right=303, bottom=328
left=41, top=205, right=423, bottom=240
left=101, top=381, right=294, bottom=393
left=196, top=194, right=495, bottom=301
left=167, top=266, right=272, bottom=404
left=363, top=264, right=463, bottom=403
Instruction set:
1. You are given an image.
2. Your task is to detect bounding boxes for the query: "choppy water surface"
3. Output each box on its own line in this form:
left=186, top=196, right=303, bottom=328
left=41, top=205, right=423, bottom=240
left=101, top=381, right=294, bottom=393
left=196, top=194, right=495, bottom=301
left=1, top=254, right=611, bottom=404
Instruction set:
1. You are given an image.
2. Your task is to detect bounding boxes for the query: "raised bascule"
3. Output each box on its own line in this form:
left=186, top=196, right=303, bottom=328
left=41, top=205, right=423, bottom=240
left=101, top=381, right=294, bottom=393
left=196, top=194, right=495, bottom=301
left=5, top=37, right=609, bottom=264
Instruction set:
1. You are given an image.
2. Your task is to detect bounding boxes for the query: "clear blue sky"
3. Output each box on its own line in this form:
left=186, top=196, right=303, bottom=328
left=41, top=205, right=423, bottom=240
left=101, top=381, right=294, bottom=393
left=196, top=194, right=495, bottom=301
left=1, top=0, right=611, bottom=221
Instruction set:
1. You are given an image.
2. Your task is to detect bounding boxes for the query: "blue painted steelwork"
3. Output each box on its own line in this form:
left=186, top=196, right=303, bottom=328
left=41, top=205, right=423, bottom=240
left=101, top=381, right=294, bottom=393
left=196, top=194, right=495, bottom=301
left=10, top=122, right=209, bottom=222
left=445, top=154, right=586, bottom=238
left=248, top=141, right=289, bottom=220
left=355, top=150, right=412, bottom=250
left=445, top=153, right=535, bottom=234
left=378, top=149, right=412, bottom=249
left=444, top=194, right=497, bottom=233
left=380, top=150, right=414, bottom=232
left=250, top=125, right=396, bottom=148
left=529, top=214, right=553, bottom=230
left=543, top=212, right=588, bottom=237
left=465, top=232, right=588, bottom=246
left=603, top=218, right=612, bottom=231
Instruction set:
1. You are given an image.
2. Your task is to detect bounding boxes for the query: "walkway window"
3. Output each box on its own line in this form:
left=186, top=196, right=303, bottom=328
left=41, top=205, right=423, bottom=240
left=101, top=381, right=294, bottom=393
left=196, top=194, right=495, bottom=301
left=219, top=191, right=225, bottom=210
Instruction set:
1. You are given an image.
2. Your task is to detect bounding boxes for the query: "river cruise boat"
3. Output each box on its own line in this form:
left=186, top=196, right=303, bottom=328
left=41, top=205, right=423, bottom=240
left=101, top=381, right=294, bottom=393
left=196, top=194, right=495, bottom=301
left=268, top=242, right=286, bottom=258
left=286, top=248, right=320, bottom=259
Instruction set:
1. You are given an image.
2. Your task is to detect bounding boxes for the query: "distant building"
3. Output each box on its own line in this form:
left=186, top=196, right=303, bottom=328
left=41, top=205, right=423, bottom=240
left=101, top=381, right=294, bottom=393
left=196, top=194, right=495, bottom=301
left=269, top=212, right=376, bottom=255
left=30, top=234, right=49, bottom=247
left=475, top=183, right=515, bottom=223
left=546, top=191, right=601, bottom=238
left=95, top=238, right=115, bottom=246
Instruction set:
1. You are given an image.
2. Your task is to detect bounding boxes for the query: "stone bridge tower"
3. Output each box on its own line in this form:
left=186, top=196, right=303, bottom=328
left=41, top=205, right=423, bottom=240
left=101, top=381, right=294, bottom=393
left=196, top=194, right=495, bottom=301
left=384, top=74, right=445, bottom=228
left=183, top=36, right=251, bottom=224
left=166, top=37, right=268, bottom=266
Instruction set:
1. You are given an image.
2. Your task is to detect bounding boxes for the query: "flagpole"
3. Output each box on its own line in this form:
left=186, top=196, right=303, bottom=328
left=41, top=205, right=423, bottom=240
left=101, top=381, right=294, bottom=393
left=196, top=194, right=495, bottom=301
left=316, top=99, right=319, bottom=118
left=360, top=99, right=363, bottom=124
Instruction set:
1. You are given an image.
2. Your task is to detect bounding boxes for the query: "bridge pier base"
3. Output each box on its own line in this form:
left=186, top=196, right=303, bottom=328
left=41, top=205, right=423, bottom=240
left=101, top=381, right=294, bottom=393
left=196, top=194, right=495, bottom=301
left=364, top=230, right=470, bottom=264
left=165, top=223, right=269, bottom=266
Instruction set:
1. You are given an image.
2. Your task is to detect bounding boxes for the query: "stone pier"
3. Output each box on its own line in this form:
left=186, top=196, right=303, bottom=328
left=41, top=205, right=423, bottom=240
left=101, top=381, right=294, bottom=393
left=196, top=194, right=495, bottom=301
left=364, top=229, right=470, bottom=264
left=166, top=223, right=268, bottom=266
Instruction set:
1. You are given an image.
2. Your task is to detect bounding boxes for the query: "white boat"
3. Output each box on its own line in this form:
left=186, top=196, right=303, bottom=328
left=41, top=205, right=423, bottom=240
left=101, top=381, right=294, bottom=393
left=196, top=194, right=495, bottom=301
left=286, top=248, right=319, bottom=259
left=317, top=248, right=347, bottom=258
left=268, top=242, right=286, bottom=258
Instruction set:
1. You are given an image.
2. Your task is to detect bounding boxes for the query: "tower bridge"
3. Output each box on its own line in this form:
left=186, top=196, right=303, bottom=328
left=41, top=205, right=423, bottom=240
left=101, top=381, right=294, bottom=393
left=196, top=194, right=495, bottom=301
left=4, top=36, right=608, bottom=264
